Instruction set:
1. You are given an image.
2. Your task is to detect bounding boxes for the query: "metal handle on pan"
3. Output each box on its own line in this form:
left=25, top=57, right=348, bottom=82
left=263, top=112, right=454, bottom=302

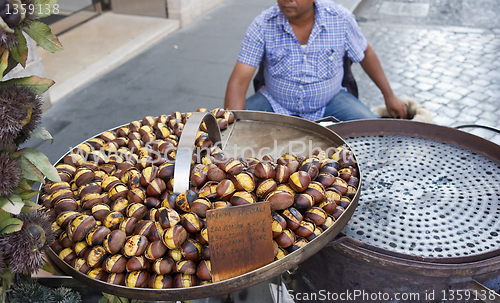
left=173, top=112, right=222, bottom=194
left=455, top=124, right=500, bottom=135
left=315, top=116, right=341, bottom=127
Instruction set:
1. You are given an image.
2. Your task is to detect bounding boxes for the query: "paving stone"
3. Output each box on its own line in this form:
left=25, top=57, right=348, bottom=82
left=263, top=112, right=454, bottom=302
left=430, top=88, right=449, bottom=97
left=435, top=82, right=456, bottom=91
left=467, top=84, right=488, bottom=92
left=422, top=101, right=443, bottom=112
left=415, top=76, right=439, bottom=85
left=415, top=82, right=434, bottom=91
left=462, top=106, right=483, bottom=117
left=477, top=102, right=498, bottom=112
left=455, top=113, right=479, bottom=124
left=443, top=92, right=463, bottom=101
left=432, top=97, right=452, bottom=104
left=472, top=79, right=491, bottom=86
left=467, top=91, right=489, bottom=102
left=462, top=70, right=479, bottom=78
left=402, top=78, right=417, bottom=86
left=432, top=115, right=456, bottom=127
left=454, top=87, right=471, bottom=96
left=415, top=91, right=436, bottom=101
left=416, top=70, right=434, bottom=77
left=432, top=66, right=447, bottom=74
left=459, top=97, right=480, bottom=107
left=481, top=111, right=500, bottom=123
left=442, top=107, right=461, bottom=118
left=429, top=72, right=443, bottom=80
left=402, top=71, right=417, bottom=79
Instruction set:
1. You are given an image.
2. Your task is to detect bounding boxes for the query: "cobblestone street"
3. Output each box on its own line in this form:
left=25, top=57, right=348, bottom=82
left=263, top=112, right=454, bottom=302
left=351, top=0, right=500, bottom=144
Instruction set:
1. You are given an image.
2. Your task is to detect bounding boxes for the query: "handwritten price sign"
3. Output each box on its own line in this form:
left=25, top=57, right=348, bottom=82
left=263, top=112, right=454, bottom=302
left=207, top=202, right=274, bottom=282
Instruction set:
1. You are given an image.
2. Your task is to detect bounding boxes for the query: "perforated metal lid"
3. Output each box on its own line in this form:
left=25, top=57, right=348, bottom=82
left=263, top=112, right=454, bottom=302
left=342, top=133, right=500, bottom=259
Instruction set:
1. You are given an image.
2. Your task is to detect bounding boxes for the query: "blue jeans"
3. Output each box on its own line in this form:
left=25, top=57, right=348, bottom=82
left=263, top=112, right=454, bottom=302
left=245, top=90, right=379, bottom=121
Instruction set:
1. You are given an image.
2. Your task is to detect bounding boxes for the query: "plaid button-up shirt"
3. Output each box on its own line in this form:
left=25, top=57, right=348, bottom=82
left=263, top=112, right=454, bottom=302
left=237, top=0, right=367, bottom=121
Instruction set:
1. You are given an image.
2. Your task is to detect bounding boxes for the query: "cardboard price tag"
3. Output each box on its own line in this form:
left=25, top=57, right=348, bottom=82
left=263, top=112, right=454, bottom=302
left=206, top=202, right=274, bottom=282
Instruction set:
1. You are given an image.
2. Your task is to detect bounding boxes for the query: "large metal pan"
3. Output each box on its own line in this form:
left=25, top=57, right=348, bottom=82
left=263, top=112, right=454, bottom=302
left=287, top=119, right=500, bottom=301
left=42, top=111, right=360, bottom=302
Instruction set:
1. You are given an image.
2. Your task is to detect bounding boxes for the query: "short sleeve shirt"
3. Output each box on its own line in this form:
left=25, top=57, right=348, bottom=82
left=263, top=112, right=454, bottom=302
left=237, top=0, right=367, bottom=121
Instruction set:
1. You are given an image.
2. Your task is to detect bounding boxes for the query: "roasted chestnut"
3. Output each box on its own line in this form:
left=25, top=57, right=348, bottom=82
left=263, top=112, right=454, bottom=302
left=281, top=207, right=303, bottom=230
left=230, top=191, right=256, bottom=206
left=86, top=245, right=108, bottom=268
left=126, top=255, right=150, bottom=272
left=152, top=257, right=175, bottom=275
left=255, top=179, right=277, bottom=198
left=145, top=239, right=168, bottom=261
left=182, top=212, right=202, bottom=234
left=125, top=271, right=149, bottom=288
left=123, top=235, right=149, bottom=257
left=67, top=215, right=96, bottom=242
left=86, top=225, right=111, bottom=246
left=265, top=190, right=294, bottom=210
left=172, top=273, right=197, bottom=288
left=148, top=274, right=173, bottom=289
left=103, top=229, right=127, bottom=254
left=103, top=254, right=127, bottom=273
left=293, top=193, right=315, bottom=211
left=288, top=171, right=311, bottom=192
left=181, top=238, right=202, bottom=262
left=196, top=260, right=212, bottom=281
left=304, top=207, right=327, bottom=226
left=162, top=225, right=188, bottom=249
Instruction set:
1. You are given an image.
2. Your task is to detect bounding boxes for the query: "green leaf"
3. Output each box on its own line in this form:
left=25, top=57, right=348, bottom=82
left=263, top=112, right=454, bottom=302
left=99, top=294, right=130, bottom=303
left=42, top=260, right=57, bottom=274
left=0, top=217, right=23, bottom=234
left=33, top=0, right=60, bottom=18
left=8, top=150, right=25, bottom=159
left=20, top=156, right=45, bottom=183
left=17, top=189, right=40, bottom=199
left=0, top=49, right=9, bottom=80
left=0, top=194, right=25, bottom=215
left=10, top=31, right=28, bottom=67
left=22, top=21, right=63, bottom=53
left=3, top=53, right=22, bottom=77
left=2, top=268, right=14, bottom=288
left=21, top=200, right=41, bottom=213
left=20, top=147, right=61, bottom=182
left=0, top=75, right=55, bottom=95
left=31, top=129, right=54, bottom=143
left=0, top=209, right=11, bottom=221
left=16, top=178, right=33, bottom=191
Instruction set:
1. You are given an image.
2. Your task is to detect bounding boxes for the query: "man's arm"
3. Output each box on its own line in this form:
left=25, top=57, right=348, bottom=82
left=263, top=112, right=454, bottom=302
left=224, top=62, right=258, bottom=110
left=360, top=43, right=407, bottom=119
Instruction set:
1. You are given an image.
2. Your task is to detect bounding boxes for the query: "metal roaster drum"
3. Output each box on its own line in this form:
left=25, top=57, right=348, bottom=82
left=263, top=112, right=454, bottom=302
left=285, top=120, right=500, bottom=302
left=40, top=111, right=361, bottom=302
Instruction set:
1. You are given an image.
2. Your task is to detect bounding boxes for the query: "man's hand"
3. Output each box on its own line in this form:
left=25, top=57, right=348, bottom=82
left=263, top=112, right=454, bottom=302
left=384, top=94, right=408, bottom=119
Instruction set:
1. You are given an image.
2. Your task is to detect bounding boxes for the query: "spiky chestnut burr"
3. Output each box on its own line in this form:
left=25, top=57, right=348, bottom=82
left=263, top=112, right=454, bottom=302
left=0, top=151, right=21, bottom=197
left=0, top=84, right=42, bottom=146
left=0, top=211, right=54, bottom=274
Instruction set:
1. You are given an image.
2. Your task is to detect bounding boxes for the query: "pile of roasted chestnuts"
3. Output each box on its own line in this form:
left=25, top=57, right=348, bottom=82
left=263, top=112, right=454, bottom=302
left=39, top=108, right=358, bottom=289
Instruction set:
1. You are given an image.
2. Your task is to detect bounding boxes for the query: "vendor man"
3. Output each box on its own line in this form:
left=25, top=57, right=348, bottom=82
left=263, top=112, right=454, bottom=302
left=224, top=0, right=407, bottom=121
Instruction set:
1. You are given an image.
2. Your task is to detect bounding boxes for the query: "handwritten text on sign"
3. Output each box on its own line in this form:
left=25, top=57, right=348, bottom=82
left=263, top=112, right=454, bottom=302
left=206, top=202, right=274, bottom=282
